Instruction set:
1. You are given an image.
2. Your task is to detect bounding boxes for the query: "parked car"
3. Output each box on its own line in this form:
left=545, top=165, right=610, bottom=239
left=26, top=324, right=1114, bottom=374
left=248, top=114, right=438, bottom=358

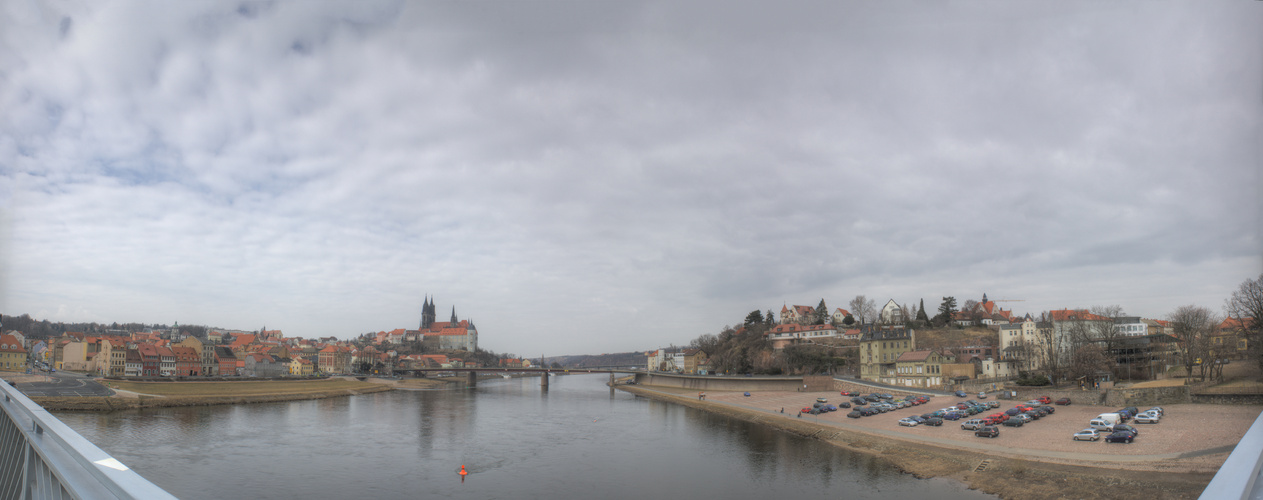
left=847, top=410, right=863, bottom=418
left=824, top=405, right=838, bottom=412
left=1135, top=413, right=1160, bottom=424
left=1024, top=400, right=1044, bottom=407
left=923, top=417, right=944, bottom=426
left=1055, top=398, right=1072, bottom=405
left=961, top=419, right=988, bottom=430
left=837, top=402, right=851, bottom=409
left=1013, top=414, right=1033, bottom=424
left=1113, top=424, right=1139, bottom=437
left=817, top=397, right=829, bottom=403
left=1037, top=396, right=1052, bottom=404
left=1104, top=431, right=1135, bottom=443
left=899, top=417, right=920, bottom=427
left=975, top=426, right=1000, bottom=438
left=1073, top=428, right=1101, bottom=441
left=1038, top=406, right=1055, bottom=415
left=1002, top=418, right=1024, bottom=427
left=840, top=391, right=857, bottom=396
left=978, top=392, right=988, bottom=399
left=987, top=401, right=1000, bottom=408
left=1022, top=411, right=1041, bottom=421
left=800, top=407, right=813, bottom=413
left=955, top=390, right=968, bottom=398
left=1005, top=408, right=1022, bottom=416
left=1147, top=406, right=1165, bottom=416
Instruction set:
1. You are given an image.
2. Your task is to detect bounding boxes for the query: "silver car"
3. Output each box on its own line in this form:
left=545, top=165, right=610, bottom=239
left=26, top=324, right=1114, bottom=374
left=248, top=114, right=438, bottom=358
left=1073, top=428, right=1101, bottom=441
left=1135, top=412, right=1161, bottom=424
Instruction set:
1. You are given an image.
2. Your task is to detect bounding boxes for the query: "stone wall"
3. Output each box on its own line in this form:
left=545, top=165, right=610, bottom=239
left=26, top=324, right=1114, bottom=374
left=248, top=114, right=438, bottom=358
left=1190, top=393, right=1263, bottom=405
left=633, top=372, right=804, bottom=391
left=1104, top=386, right=1191, bottom=406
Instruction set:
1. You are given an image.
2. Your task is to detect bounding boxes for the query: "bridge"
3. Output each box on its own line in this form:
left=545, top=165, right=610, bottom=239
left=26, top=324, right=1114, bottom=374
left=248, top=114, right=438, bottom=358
left=391, top=367, right=642, bottom=388
left=0, top=378, right=174, bottom=499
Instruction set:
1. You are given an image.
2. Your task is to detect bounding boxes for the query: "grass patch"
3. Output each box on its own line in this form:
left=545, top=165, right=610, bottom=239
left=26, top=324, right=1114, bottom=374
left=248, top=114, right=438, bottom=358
left=105, top=379, right=379, bottom=397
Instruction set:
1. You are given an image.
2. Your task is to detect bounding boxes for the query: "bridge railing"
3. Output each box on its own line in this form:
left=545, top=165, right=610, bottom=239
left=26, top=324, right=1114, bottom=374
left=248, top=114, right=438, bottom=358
left=1200, top=409, right=1263, bottom=499
left=0, top=378, right=175, bottom=500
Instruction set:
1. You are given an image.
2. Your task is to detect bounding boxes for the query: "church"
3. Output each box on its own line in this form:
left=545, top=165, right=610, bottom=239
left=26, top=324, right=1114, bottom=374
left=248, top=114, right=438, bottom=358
left=417, top=296, right=478, bottom=351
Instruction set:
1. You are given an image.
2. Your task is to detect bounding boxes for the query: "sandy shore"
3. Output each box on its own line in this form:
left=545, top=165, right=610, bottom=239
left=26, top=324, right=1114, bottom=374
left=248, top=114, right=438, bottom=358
left=618, top=384, right=1242, bottom=499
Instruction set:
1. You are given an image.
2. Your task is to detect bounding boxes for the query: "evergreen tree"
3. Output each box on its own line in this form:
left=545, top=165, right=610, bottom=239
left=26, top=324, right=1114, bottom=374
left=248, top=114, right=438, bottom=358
left=916, top=298, right=930, bottom=322
left=744, top=310, right=764, bottom=326
left=814, top=299, right=828, bottom=325
left=765, top=309, right=776, bottom=326
left=936, top=297, right=958, bottom=326
left=843, top=314, right=855, bottom=326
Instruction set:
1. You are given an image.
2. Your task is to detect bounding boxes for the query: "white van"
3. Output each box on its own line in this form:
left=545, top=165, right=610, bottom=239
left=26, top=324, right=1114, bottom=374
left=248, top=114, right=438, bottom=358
left=1088, top=418, right=1116, bottom=431
left=1096, top=413, right=1122, bottom=425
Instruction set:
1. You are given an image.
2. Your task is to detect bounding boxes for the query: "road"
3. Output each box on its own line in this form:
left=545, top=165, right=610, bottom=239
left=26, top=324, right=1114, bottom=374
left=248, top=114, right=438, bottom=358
left=14, top=370, right=115, bottom=397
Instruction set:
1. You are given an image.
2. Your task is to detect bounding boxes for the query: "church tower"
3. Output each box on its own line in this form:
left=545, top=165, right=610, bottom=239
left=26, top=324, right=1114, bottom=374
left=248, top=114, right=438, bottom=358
left=421, top=295, right=436, bottom=329
left=450, top=306, right=458, bottom=325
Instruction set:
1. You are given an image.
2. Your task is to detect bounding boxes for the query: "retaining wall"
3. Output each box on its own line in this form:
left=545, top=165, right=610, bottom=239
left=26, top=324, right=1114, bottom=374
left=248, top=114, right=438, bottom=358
left=632, top=372, right=804, bottom=391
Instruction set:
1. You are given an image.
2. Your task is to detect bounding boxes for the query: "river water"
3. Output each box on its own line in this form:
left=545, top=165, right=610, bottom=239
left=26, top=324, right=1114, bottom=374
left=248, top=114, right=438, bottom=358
left=56, top=374, right=994, bottom=499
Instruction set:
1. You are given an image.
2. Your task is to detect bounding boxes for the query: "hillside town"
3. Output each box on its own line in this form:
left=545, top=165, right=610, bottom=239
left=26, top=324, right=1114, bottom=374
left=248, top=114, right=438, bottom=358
left=648, top=288, right=1259, bottom=392
left=0, top=298, right=541, bottom=378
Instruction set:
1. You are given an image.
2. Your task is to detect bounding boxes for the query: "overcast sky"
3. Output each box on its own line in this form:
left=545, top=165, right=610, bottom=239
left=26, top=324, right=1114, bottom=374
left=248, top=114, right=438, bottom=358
left=2, top=1, right=1260, bottom=357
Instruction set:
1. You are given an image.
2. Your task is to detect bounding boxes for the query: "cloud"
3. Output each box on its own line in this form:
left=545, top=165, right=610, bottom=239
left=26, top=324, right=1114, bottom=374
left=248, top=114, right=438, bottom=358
left=1, top=1, right=1259, bottom=355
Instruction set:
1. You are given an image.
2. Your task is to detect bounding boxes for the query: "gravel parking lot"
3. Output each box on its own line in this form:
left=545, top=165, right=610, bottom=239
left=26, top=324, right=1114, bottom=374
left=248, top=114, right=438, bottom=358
left=707, top=390, right=1260, bottom=460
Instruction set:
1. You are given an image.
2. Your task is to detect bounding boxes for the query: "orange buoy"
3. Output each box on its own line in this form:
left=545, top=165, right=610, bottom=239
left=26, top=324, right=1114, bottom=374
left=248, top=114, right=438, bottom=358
left=459, top=465, right=468, bottom=476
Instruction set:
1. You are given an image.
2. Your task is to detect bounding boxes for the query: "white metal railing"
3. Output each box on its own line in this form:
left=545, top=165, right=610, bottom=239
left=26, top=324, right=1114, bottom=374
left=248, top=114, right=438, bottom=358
left=1200, top=409, right=1263, bottom=499
left=0, top=378, right=176, bottom=499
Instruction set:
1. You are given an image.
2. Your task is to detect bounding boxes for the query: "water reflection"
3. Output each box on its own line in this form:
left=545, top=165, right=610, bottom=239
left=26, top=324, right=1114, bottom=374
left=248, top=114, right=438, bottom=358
left=54, top=375, right=994, bottom=500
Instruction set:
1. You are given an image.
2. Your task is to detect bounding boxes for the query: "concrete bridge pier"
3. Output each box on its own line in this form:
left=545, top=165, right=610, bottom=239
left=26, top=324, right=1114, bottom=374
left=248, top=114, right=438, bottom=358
left=609, top=372, right=615, bottom=386
left=467, top=371, right=477, bottom=388
left=540, top=371, right=549, bottom=389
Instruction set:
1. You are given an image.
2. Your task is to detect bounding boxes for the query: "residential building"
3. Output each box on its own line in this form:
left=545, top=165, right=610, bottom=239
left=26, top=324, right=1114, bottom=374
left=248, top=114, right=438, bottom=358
left=892, top=350, right=948, bottom=387
left=173, top=346, right=200, bottom=376
left=878, top=299, right=905, bottom=325
left=831, top=308, right=852, bottom=326
left=0, top=334, right=27, bottom=371
left=779, top=304, right=818, bottom=325
left=156, top=345, right=176, bottom=376
left=290, top=357, right=314, bottom=375
left=179, top=335, right=214, bottom=377
left=764, top=323, right=839, bottom=349
left=215, top=347, right=238, bottom=376
left=1114, top=316, right=1148, bottom=337
left=859, top=326, right=915, bottom=383
left=98, top=338, right=128, bottom=377
left=681, top=349, right=708, bottom=374
left=124, top=349, right=142, bottom=377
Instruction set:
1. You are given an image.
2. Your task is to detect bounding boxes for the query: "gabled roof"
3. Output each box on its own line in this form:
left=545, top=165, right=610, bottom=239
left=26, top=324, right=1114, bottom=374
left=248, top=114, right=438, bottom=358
left=895, top=350, right=939, bottom=363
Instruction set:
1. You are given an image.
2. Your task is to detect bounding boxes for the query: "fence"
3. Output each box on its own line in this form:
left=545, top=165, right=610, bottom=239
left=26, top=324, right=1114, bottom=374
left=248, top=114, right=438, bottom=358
left=0, top=379, right=175, bottom=499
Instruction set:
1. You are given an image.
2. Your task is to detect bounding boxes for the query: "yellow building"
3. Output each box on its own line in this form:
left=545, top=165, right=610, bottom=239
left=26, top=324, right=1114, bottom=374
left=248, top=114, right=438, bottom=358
left=0, top=334, right=27, bottom=372
left=290, top=357, right=314, bottom=376
left=859, top=327, right=915, bottom=384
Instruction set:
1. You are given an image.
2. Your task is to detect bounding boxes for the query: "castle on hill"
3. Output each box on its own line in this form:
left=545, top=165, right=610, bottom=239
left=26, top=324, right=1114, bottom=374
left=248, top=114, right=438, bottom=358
left=417, top=295, right=478, bottom=351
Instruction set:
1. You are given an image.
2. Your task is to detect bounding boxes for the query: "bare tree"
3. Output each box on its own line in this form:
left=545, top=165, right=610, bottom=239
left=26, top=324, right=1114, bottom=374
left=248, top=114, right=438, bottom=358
left=849, top=295, right=876, bottom=325
left=1034, top=313, right=1067, bottom=384
left=961, top=299, right=981, bottom=326
left=1225, top=274, right=1263, bottom=370
left=1089, top=305, right=1125, bottom=377
left=1169, top=305, right=1216, bottom=381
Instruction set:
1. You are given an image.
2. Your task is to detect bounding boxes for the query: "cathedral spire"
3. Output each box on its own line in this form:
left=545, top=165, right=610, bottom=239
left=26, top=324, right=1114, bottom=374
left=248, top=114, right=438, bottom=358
left=451, top=306, right=458, bottom=325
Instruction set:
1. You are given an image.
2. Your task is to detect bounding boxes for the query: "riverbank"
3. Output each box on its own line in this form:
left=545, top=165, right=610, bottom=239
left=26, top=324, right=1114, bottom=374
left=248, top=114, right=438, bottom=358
left=617, top=385, right=1217, bottom=500
left=32, top=378, right=399, bottom=411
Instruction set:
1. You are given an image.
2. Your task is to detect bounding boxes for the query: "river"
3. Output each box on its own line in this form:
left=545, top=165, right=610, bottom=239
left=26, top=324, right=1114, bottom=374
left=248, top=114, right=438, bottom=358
left=56, top=374, right=995, bottom=499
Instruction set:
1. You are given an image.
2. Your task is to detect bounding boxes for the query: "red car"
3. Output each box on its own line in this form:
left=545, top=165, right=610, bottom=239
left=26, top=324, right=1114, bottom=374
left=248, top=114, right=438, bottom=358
left=840, top=391, right=857, bottom=396
left=1037, top=396, right=1052, bottom=404
left=987, top=413, right=1008, bottom=423
left=800, top=407, right=812, bottom=413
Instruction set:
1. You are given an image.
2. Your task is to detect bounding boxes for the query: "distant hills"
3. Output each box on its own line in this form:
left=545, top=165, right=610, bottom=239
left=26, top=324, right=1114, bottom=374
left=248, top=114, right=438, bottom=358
left=547, top=352, right=645, bottom=368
